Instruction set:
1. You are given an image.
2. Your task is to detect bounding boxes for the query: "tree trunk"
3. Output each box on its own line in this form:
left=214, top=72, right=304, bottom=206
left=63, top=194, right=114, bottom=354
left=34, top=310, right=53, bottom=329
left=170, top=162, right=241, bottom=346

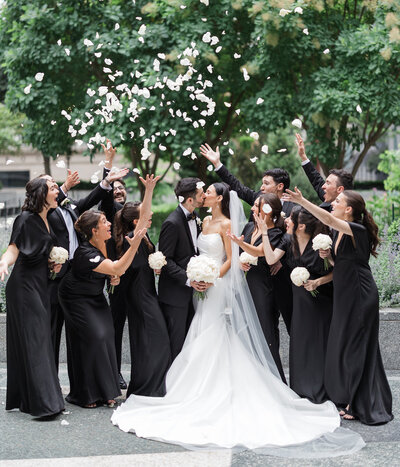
left=43, top=154, right=51, bottom=176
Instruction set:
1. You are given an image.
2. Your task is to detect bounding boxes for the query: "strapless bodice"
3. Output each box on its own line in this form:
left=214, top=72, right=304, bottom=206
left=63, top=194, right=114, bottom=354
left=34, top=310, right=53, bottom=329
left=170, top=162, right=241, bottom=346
left=197, top=233, right=226, bottom=266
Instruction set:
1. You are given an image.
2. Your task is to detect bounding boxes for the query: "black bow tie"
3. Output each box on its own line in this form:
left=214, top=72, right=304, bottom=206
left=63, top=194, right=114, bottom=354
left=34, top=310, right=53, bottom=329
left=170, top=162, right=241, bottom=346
left=186, top=212, right=197, bottom=221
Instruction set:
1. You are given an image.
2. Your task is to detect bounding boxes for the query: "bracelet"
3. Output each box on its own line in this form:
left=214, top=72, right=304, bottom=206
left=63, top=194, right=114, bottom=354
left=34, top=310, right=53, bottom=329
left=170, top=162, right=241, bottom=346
left=104, top=177, right=111, bottom=185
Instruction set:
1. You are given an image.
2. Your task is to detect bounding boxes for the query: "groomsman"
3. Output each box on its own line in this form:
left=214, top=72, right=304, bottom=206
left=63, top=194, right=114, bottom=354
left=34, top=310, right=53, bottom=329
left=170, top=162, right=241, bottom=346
left=158, top=178, right=206, bottom=360
left=295, top=133, right=354, bottom=211
left=199, top=143, right=293, bottom=335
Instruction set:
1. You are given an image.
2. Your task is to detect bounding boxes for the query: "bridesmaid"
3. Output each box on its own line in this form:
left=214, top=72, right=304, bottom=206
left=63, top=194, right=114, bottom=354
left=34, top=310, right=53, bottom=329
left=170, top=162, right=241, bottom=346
left=58, top=177, right=154, bottom=408
left=254, top=206, right=334, bottom=404
left=0, top=177, right=65, bottom=417
left=228, top=193, right=286, bottom=382
left=283, top=188, right=393, bottom=424
left=107, top=179, right=171, bottom=397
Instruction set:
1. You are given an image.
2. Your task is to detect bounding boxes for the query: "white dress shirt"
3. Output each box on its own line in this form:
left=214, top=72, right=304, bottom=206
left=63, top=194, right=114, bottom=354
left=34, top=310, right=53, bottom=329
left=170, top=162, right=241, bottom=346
left=179, top=204, right=198, bottom=250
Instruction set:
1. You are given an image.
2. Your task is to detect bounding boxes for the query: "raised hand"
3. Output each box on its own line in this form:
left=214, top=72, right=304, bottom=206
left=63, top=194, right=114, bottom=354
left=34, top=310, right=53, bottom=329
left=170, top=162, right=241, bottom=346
left=295, top=133, right=307, bottom=162
left=282, top=186, right=304, bottom=205
left=199, top=143, right=221, bottom=168
left=139, top=174, right=161, bottom=191
left=226, top=230, right=244, bottom=246
left=253, top=212, right=268, bottom=235
left=62, top=169, right=80, bottom=192
left=127, top=228, right=147, bottom=244
left=101, top=139, right=116, bottom=168
left=108, top=168, right=130, bottom=183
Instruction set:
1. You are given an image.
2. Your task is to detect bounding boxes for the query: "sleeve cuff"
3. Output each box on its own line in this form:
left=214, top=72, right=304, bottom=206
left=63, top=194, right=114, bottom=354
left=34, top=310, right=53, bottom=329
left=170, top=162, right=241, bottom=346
left=60, top=187, right=67, bottom=196
left=185, top=278, right=191, bottom=287
left=215, top=163, right=223, bottom=171
left=301, top=159, right=310, bottom=166
left=100, top=180, right=112, bottom=191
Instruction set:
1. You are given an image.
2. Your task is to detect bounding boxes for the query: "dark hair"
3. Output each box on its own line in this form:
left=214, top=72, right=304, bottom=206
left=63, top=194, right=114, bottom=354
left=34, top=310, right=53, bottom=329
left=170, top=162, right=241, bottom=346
left=174, top=177, right=202, bottom=203
left=256, top=193, right=285, bottom=232
left=113, top=178, right=126, bottom=188
left=75, top=210, right=103, bottom=241
left=113, top=201, right=141, bottom=258
left=290, top=206, right=329, bottom=258
left=262, top=168, right=290, bottom=191
left=22, top=177, right=50, bottom=213
left=342, top=190, right=380, bottom=257
left=212, top=182, right=230, bottom=219
left=328, top=169, right=354, bottom=190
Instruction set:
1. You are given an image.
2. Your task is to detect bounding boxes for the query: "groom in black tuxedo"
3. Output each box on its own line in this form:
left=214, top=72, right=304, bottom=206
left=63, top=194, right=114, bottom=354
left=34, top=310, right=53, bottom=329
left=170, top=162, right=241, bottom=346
left=158, top=178, right=206, bottom=361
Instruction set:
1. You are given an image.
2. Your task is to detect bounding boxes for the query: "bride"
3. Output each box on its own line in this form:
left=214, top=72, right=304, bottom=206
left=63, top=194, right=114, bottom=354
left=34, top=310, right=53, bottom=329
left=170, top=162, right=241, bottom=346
left=111, top=183, right=364, bottom=458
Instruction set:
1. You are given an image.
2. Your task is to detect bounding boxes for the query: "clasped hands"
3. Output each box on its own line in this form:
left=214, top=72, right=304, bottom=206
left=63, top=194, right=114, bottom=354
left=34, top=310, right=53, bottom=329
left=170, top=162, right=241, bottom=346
left=191, top=281, right=213, bottom=292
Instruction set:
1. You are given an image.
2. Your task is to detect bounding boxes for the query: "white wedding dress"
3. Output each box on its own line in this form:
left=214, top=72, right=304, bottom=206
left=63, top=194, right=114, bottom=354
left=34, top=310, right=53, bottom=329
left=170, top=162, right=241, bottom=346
left=111, top=194, right=365, bottom=458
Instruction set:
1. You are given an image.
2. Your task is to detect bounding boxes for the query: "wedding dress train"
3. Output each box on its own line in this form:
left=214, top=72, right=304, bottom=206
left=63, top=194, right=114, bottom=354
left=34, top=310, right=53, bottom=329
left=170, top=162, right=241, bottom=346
left=111, top=194, right=364, bottom=458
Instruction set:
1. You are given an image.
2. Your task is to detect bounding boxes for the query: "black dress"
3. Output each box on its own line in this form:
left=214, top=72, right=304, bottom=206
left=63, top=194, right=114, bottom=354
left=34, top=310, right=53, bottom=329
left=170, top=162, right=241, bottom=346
left=325, top=222, right=393, bottom=424
left=107, top=235, right=171, bottom=397
left=6, top=211, right=65, bottom=417
left=241, top=223, right=286, bottom=383
left=279, top=235, right=333, bottom=404
left=58, top=242, right=120, bottom=406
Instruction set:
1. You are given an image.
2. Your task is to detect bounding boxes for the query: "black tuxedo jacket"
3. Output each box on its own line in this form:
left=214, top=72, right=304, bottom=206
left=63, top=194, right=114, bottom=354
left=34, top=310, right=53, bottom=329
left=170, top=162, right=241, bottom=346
left=158, top=206, right=201, bottom=307
left=302, top=161, right=332, bottom=212
left=216, top=165, right=295, bottom=219
left=48, top=184, right=109, bottom=279
left=99, top=167, right=124, bottom=224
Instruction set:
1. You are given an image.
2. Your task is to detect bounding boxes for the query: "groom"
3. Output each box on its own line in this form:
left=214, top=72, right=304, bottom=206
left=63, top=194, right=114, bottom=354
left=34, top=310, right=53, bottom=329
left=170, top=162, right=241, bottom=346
left=158, top=178, right=206, bottom=361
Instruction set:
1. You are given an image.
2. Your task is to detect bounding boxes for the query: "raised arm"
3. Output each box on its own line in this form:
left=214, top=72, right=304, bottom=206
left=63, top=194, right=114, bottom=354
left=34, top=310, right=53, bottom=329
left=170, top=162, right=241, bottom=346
left=295, top=134, right=325, bottom=203
left=253, top=213, right=286, bottom=265
left=93, top=228, right=147, bottom=276
left=200, top=143, right=257, bottom=206
left=138, top=174, right=160, bottom=227
left=225, top=232, right=264, bottom=257
left=282, top=187, right=352, bottom=235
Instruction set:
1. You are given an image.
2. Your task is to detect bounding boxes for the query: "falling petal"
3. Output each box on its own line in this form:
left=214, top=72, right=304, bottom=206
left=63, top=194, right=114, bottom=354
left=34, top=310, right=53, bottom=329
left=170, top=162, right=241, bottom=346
left=83, top=39, right=94, bottom=47
left=303, top=28, right=309, bottom=35
left=250, top=132, right=259, bottom=140
left=292, top=118, right=302, bottom=128
left=277, top=148, right=287, bottom=153
left=294, top=7, right=303, bottom=14
left=178, top=196, right=184, bottom=203
left=234, top=53, right=241, bottom=59
left=6, top=160, right=14, bottom=165
left=250, top=157, right=258, bottom=163
left=138, top=24, right=146, bottom=35
left=173, top=162, right=181, bottom=170
left=207, top=164, right=213, bottom=171
left=24, top=84, right=32, bottom=94
left=35, top=72, right=44, bottom=82
left=89, top=255, right=101, bottom=263
left=65, top=48, right=70, bottom=56
left=263, top=204, right=272, bottom=214
left=323, top=49, right=330, bottom=54
left=356, top=105, right=362, bottom=113
left=60, top=420, right=70, bottom=426
left=56, top=160, right=66, bottom=169
left=261, top=145, right=269, bottom=154
left=256, top=98, right=264, bottom=105
left=279, top=9, right=291, bottom=17
left=133, top=168, right=140, bottom=174
left=196, top=181, right=205, bottom=189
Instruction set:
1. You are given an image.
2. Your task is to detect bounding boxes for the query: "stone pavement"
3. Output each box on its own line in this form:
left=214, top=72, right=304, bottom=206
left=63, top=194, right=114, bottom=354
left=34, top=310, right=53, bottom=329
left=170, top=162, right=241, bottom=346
left=0, top=364, right=399, bottom=467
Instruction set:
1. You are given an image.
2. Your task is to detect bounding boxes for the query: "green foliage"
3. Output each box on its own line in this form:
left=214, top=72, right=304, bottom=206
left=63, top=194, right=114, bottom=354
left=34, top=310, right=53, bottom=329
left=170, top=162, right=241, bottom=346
left=0, top=103, right=25, bottom=154
left=370, top=220, right=400, bottom=307
left=367, top=149, right=400, bottom=230
left=0, top=0, right=400, bottom=188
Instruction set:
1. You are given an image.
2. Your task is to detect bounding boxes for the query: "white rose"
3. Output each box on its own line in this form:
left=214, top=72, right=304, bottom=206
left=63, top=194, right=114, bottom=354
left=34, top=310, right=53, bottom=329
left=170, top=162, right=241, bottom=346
left=49, top=246, right=69, bottom=264
left=312, top=234, right=332, bottom=251
left=290, top=267, right=310, bottom=287
left=148, top=251, right=167, bottom=270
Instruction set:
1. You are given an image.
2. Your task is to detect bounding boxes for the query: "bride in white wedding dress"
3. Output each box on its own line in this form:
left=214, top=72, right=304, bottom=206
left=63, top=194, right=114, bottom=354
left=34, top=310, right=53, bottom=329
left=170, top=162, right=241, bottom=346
left=111, top=183, right=365, bottom=458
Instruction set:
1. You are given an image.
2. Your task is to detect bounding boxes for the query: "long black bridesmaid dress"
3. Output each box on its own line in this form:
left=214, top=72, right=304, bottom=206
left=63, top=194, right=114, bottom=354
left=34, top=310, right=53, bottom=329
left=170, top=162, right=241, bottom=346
left=326, top=221, right=393, bottom=424
left=6, top=211, right=65, bottom=417
left=241, top=223, right=286, bottom=382
left=58, top=242, right=120, bottom=406
left=107, top=234, right=171, bottom=397
left=279, top=235, right=333, bottom=404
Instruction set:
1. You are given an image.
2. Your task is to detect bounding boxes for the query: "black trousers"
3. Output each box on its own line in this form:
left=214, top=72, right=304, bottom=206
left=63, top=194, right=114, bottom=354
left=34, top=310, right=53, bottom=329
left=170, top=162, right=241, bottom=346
left=160, top=301, right=195, bottom=361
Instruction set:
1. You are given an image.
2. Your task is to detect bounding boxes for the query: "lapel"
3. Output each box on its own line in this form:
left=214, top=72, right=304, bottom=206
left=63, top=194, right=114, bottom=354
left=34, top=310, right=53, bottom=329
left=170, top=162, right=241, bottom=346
left=64, top=204, right=78, bottom=222
left=177, top=206, right=196, bottom=254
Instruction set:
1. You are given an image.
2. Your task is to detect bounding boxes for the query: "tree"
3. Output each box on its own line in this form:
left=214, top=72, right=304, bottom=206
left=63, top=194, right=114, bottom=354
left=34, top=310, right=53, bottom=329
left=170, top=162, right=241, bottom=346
left=0, top=103, right=24, bottom=154
left=1, top=0, right=400, bottom=186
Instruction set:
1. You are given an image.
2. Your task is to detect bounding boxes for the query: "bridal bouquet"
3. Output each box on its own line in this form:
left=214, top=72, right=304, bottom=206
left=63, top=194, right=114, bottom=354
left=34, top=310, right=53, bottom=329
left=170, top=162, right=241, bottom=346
left=49, top=246, right=69, bottom=279
left=290, top=266, right=318, bottom=297
left=239, top=252, right=258, bottom=266
left=312, top=234, right=332, bottom=270
left=148, top=251, right=167, bottom=273
left=186, top=255, right=220, bottom=300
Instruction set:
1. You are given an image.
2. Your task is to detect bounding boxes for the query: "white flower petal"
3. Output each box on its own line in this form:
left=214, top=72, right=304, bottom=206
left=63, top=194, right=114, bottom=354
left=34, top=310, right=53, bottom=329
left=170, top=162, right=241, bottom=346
left=292, top=118, right=302, bottom=129
left=64, top=48, right=70, bottom=56
left=279, top=9, right=291, bottom=17
left=277, top=148, right=287, bottom=153
left=178, top=196, right=184, bottom=203
left=6, top=160, right=14, bottom=165
left=262, top=203, right=272, bottom=214
left=196, top=181, right=205, bottom=189
left=173, top=162, right=181, bottom=170
left=250, top=157, right=258, bottom=163
left=56, top=160, right=66, bottom=169
left=356, top=105, right=362, bottom=114
left=24, top=84, right=32, bottom=94
left=256, top=97, right=264, bottom=105
left=89, top=255, right=101, bottom=263
left=323, top=48, right=330, bottom=54
left=303, top=28, right=309, bottom=35
left=35, top=72, right=44, bottom=82
left=261, top=145, right=269, bottom=154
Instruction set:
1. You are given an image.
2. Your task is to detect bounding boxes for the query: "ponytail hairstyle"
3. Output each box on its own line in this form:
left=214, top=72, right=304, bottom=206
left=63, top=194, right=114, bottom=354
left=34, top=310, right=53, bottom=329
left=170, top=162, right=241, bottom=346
left=257, top=193, right=285, bottom=233
left=113, top=201, right=153, bottom=258
left=22, top=177, right=50, bottom=213
left=75, top=211, right=103, bottom=241
left=342, top=190, right=380, bottom=257
left=290, top=206, right=329, bottom=258
left=213, top=182, right=230, bottom=219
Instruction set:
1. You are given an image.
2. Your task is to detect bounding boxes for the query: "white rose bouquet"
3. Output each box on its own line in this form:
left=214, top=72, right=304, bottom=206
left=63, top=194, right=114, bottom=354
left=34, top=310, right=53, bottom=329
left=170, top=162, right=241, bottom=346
left=148, top=251, right=167, bottom=273
left=312, top=234, right=332, bottom=270
left=186, top=255, right=220, bottom=300
left=290, top=266, right=318, bottom=297
left=239, top=252, right=258, bottom=266
left=49, top=246, right=69, bottom=279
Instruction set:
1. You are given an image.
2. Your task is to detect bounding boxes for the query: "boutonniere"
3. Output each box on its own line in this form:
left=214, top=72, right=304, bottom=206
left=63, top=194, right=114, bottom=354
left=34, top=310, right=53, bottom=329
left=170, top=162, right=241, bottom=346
left=61, top=198, right=71, bottom=207
left=196, top=217, right=202, bottom=227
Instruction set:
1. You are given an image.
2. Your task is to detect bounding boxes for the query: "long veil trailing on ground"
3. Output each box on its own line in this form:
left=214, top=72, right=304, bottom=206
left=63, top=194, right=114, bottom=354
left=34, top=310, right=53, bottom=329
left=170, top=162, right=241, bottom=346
left=225, top=191, right=365, bottom=458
